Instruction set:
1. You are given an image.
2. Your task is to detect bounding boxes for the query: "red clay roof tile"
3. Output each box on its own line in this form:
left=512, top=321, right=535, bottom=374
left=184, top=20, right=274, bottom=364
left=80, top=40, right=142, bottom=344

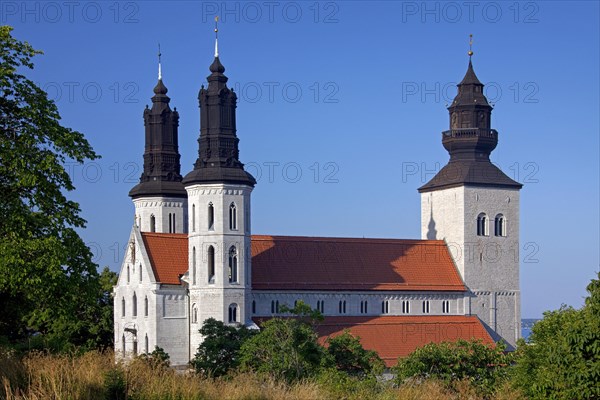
left=140, top=234, right=465, bottom=292
left=141, top=232, right=188, bottom=285
left=314, top=316, right=494, bottom=367
left=251, top=235, right=465, bottom=291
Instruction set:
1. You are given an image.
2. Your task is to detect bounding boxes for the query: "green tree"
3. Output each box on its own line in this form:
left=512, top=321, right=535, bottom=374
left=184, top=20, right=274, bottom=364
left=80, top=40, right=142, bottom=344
left=138, top=346, right=171, bottom=370
left=393, top=339, right=511, bottom=395
left=511, top=273, right=600, bottom=399
left=0, top=26, right=100, bottom=346
left=326, top=330, right=384, bottom=377
left=239, top=301, right=328, bottom=382
left=190, top=318, right=254, bottom=377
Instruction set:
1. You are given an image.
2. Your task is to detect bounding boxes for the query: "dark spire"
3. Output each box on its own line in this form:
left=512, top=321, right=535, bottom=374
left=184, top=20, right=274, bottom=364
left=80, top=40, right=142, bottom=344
left=182, top=24, right=256, bottom=187
left=129, top=54, right=186, bottom=198
left=419, top=46, right=521, bottom=192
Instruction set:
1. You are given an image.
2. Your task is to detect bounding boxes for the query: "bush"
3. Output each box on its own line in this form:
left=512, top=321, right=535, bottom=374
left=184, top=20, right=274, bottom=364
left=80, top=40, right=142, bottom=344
left=393, top=339, right=512, bottom=396
left=326, top=330, right=384, bottom=377
left=190, top=318, right=254, bottom=377
left=511, top=273, right=600, bottom=399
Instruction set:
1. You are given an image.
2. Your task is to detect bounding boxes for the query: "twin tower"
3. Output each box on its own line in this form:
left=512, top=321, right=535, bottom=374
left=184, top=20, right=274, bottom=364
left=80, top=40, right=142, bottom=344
left=127, top=42, right=522, bottom=348
left=128, top=48, right=256, bottom=340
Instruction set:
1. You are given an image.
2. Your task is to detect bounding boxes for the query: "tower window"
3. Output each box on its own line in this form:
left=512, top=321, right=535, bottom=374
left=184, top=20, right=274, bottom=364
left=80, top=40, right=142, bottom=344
left=122, top=297, right=126, bottom=317
left=192, top=247, right=197, bottom=285
left=145, top=334, right=149, bottom=354
left=495, top=214, right=506, bottom=237
left=338, top=300, right=347, bottom=314
left=144, top=296, right=148, bottom=317
left=127, top=265, right=130, bottom=284
left=150, top=215, right=156, bottom=232
left=271, top=300, right=275, bottom=314
left=208, top=246, right=215, bottom=283
left=252, top=300, right=256, bottom=314
left=442, top=300, right=450, bottom=314
left=122, top=334, right=125, bottom=355
left=192, top=204, right=196, bottom=232
left=139, top=264, right=142, bottom=282
left=192, top=304, right=198, bottom=323
left=228, top=246, right=238, bottom=283
left=229, top=203, right=237, bottom=230
left=132, top=292, right=137, bottom=317
left=228, top=304, right=238, bottom=323
left=422, top=300, right=430, bottom=314
left=168, top=213, right=176, bottom=233
left=208, top=203, right=214, bottom=230
left=477, top=213, right=488, bottom=236
left=402, top=300, right=410, bottom=314
left=133, top=339, right=137, bottom=355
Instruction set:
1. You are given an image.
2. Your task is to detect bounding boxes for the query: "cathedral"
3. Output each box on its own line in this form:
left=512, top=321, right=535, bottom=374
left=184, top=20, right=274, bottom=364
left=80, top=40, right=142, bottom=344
left=113, top=35, right=523, bottom=368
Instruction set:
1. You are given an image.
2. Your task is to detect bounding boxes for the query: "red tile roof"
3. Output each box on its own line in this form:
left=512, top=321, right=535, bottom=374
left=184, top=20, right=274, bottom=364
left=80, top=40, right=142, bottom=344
left=140, top=232, right=188, bottom=285
left=251, top=236, right=465, bottom=291
left=139, top=233, right=465, bottom=292
left=315, top=316, right=494, bottom=367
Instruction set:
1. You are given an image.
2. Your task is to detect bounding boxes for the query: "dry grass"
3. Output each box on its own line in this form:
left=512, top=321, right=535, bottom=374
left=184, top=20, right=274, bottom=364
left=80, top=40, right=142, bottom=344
left=0, top=351, right=524, bottom=400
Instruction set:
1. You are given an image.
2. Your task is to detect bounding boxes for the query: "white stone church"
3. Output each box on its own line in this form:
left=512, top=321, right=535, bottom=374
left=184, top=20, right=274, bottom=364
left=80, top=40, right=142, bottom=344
left=113, top=38, right=522, bottom=368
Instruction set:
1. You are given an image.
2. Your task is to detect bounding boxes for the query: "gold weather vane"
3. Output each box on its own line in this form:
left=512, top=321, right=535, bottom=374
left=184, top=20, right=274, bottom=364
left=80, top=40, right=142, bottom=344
left=214, top=16, right=219, bottom=58
left=158, top=43, right=162, bottom=80
left=468, top=34, right=474, bottom=58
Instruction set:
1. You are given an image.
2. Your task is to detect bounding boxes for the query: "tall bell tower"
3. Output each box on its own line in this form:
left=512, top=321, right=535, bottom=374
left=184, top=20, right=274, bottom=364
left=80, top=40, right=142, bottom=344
left=129, top=52, right=187, bottom=234
left=183, top=22, right=256, bottom=355
left=418, top=41, right=523, bottom=348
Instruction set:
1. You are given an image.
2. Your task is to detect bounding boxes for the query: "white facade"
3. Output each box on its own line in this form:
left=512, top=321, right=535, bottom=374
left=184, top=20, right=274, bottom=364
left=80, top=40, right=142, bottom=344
left=421, top=186, right=521, bottom=347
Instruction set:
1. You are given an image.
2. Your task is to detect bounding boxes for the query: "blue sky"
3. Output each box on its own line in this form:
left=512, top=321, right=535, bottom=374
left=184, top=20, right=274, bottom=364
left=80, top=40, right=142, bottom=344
left=4, top=1, right=599, bottom=318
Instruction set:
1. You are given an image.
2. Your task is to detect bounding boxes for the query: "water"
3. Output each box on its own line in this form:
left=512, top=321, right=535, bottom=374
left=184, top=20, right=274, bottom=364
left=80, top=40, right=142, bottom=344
left=521, top=319, right=540, bottom=340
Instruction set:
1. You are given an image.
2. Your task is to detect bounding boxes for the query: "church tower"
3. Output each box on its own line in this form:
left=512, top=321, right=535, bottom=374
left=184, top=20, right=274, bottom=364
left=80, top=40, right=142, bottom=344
left=182, top=28, right=256, bottom=354
left=418, top=45, right=523, bottom=348
left=129, top=56, right=187, bottom=233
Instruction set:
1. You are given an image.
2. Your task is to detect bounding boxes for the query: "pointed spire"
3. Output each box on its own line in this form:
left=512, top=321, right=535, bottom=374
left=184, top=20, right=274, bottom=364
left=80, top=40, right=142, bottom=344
left=158, top=43, right=162, bottom=80
left=214, top=16, right=219, bottom=57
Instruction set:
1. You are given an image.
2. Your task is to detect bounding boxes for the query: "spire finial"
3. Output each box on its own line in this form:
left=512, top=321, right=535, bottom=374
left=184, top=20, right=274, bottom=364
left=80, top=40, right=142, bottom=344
left=158, top=43, right=162, bottom=80
left=468, top=34, right=474, bottom=58
left=214, top=16, right=219, bottom=58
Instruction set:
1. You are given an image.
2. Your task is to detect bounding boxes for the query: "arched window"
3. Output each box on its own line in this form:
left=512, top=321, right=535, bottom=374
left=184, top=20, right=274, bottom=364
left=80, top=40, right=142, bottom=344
left=495, top=214, right=506, bottom=237
left=382, top=300, right=389, bottom=314
left=150, top=215, right=156, bottom=232
left=422, top=300, right=430, bottom=314
left=317, top=300, right=325, bottom=313
left=122, top=297, right=126, bottom=317
left=252, top=300, right=256, bottom=314
left=228, top=303, right=238, bottom=323
left=122, top=334, right=125, bottom=355
left=133, top=339, right=137, bottom=355
left=442, top=300, right=450, bottom=314
left=477, top=213, right=488, bottom=236
left=127, top=265, right=130, bottom=283
left=144, top=296, right=148, bottom=317
left=192, top=204, right=196, bottom=232
left=132, top=292, right=137, bottom=317
left=228, top=246, right=238, bottom=283
left=402, top=300, right=410, bottom=314
left=276, top=300, right=280, bottom=313
left=229, top=203, right=237, bottom=230
left=139, top=264, right=142, bottom=282
left=168, top=213, right=176, bottom=233
left=192, top=247, right=197, bottom=285
left=338, top=300, right=347, bottom=314
left=271, top=300, right=275, bottom=314
left=208, top=203, right=214, bottom=230
left=208, top=246, right=215, bottom=283
left=191, top=304, right=198, bottom=323
left=360, top=300, right=368, bottom=314
left=145, top=334, right=149, bottom=354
